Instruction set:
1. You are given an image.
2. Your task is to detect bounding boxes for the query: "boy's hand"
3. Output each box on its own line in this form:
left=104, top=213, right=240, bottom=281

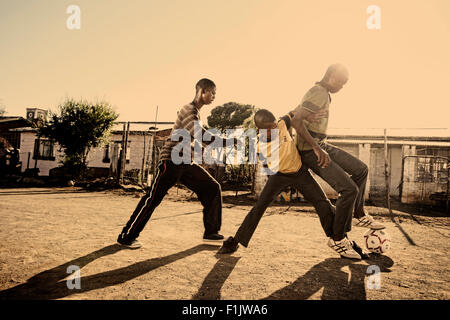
left=313, top=146, right=330, bottom=168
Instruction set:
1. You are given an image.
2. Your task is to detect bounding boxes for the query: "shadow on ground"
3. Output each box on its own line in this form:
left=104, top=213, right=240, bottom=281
left=192, top=255, right=241, bottom=300
left=263, top=254, right=394, bottom=300
left=0, top=244, right=222, bottom=300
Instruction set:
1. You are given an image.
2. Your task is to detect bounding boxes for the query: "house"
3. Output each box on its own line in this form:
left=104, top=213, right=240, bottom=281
left=0, top=116, right=31, bottom=149
left=1, top=110, right=174, bottom=181
left=13, top=123, right=173, bottom=179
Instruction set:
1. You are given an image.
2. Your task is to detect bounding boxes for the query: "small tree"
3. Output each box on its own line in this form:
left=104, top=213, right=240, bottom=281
left=207, top=102, right=255, bottom=132
left=37, top=98, right=118, bottom=178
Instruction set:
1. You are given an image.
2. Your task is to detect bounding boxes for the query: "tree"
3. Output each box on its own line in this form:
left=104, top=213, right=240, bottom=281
left=207, top=102, right=255, bottom=132
left=207, top=102, right=257, bottom=194
left=37, top=98, right=118, bottom=178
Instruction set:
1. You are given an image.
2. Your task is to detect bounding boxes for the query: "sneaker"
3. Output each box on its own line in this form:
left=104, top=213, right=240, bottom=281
left=351, top=240, right=369, bottom=259
left=353, top=214, right=385, bottom=230
left=217, top=236, right=239, bottom=254
left=328, top=237, right=362, bottom=260
left=117, top=236, right=142, bottom=249
left=203, top=233, right=225, bottom=242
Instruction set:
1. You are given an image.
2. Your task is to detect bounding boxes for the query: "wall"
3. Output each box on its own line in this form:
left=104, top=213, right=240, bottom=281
left=19, top=131, right=62, bottom=176
left=389, top=145, right=403, bottom=197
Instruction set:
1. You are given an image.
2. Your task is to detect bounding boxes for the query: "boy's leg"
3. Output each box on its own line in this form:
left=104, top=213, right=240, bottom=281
left=325, top=144, right=385, bottom=229
left=300, top=149, right=357, bottom=236
left=234, top=174, right=290, bottom=247
left=293, top=168, right=361, bottom=259
left=296, top=167, right=361, bottom=259
left=293, top=167, right=335, bottom=238
left=179, top=163, right=223, bottom=237
left=324, top=144, right=368, bottom=219
left=118, top=161, right=179, bottom=243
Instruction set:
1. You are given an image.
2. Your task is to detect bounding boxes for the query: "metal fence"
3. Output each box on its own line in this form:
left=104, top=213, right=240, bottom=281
left=113, top=122, right=256, bottom=192
left=401, top=155, right=449, bottom=210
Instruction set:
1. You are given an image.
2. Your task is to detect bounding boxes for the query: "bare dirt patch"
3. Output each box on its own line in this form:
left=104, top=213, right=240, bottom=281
left=0, top=187, right=449, bottom=300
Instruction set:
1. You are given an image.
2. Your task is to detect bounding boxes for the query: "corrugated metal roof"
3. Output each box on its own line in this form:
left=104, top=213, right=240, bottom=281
left=0, top=117, right=31, bottom=129
left=0, top=117, right=25, bottom=123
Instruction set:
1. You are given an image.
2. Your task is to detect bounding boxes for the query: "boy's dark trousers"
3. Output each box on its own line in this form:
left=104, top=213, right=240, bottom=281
left=300, top=142, right=369, bottom=235
left=234, top=166, right=337, bottom=247
left=118, top=160, right=222, bottom=242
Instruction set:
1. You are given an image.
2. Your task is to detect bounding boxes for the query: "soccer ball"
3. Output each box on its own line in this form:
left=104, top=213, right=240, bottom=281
left=364, top=229, right=391, bottom=254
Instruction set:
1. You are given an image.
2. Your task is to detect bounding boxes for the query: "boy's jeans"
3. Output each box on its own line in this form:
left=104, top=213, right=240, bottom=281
left=235, top=166, right=336, bottom=247
left=300, top=143, right=369, bottom=235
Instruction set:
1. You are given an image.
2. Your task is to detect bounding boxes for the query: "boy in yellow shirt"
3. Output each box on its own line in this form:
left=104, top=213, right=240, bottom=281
left=218, top=109, right=366, bottom=259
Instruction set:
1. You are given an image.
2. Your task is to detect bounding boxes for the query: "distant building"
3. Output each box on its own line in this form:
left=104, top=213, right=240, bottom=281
left=13, top=124, right=173, bottom=179
left=0, top=116, right=31, bottom=149
left=1, top=110, right=174, bottom=182
left=326, top=132, right=449, bottom=205
left=25, top=108, right=48, bottom=124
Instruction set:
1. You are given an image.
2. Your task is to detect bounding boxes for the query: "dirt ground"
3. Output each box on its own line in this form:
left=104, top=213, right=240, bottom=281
left=0, top=186, right=449, bottom=300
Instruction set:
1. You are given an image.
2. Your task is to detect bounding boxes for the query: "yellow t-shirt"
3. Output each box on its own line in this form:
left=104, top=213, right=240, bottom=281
left=258, top=117, right=302, bottom=174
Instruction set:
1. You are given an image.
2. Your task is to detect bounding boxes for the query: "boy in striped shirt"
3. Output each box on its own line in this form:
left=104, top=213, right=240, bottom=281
left=117, top=78, right=232, bottom=248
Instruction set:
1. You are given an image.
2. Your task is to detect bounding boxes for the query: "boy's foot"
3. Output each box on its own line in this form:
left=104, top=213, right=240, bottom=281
left=353, top=214, right=385, bottom=230
left=328, top=237, right=361, bottom=260
left=203, top=233, right=225, bottom=242
left=217, top=236, right=239, bottom=254
left=351, top=240, right=370, bottom=259
left=117, top=236, right=142, bottom=249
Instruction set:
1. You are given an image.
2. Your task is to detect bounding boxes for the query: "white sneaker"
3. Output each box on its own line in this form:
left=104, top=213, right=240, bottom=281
left=117, top=239, right=142, bottom=249
left=353, top=214, right=385, bottom=230
left=328, top=237, right=362, bottom=260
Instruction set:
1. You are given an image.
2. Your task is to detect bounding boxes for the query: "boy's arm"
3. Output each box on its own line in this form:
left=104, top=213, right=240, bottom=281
left=184, top=108, right=235, bottom=146
left=279, top=114, right=292, bottom=129
left=290, top=108, right=330, bottom=168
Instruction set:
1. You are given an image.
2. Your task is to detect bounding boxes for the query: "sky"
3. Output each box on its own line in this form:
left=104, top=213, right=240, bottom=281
left=1, top=0, right=450, bottom=132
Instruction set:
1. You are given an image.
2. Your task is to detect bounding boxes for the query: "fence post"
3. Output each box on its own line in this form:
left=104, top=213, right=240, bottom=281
left=118, top=123, right=125, bottom=183
left=384, top=129, right=393, bottom=219
left=447, top=163, right=449, bottom=214
left=119, top=122, right=130, bottom=184
left=140, top=133, right=147, bottom=185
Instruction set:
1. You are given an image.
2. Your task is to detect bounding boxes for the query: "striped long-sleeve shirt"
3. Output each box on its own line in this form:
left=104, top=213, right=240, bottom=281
left=159, top=103, right=221, bottom=163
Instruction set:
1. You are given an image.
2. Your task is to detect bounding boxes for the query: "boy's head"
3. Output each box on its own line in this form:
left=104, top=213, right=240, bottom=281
left=195, top=78, right=216, bottom=105
left=254, top=109, right=277, bottom=141
left=321, top=63, right=349, bottom=93
left=254, top=109, right=276, bottom=130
